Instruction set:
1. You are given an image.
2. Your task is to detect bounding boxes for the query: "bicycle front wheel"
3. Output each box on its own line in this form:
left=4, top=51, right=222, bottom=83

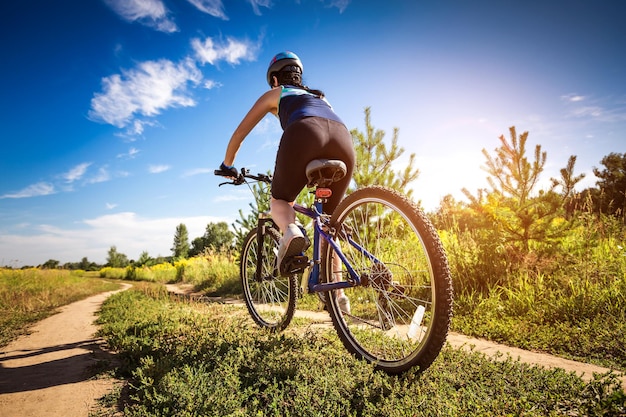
left=323, top=186, right=453, bottom=374
left=241, top=226, right=296, bottom=332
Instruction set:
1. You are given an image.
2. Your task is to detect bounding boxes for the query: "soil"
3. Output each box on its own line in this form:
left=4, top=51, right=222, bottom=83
left=0, top=283, right=623, bottom=417
left=0, top=284, right=130, bottom=417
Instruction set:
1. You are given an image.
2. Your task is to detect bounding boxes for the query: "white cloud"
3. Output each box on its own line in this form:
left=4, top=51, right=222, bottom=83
left=104, top=0, right=178, bottom=32
left=248, top=0, right=272, bottom=15
left=203, top=79, right=222, bottom=90
left=149, top=164, right=171, bottom=173
left=89, top=58, right=202, bottom=129
left=186, top=0, right=227, bottom=19
left=62, top=162, right=92, bottom=183
left=570, top=106, right=604, bottom=118
left=561, top=94, right=585, bottom=102
left=0, top=182, right=56, bottom=199
left=117, top=147, right=141, bottom=159
left=325, top=0, right=350, bottom=13
left=0, top=212, right=230, bottom=266
left=86, top=166, right=112, bottom=184
left=192, top=36, right=259, bottom=66
left=106, top=203, right=118, bottom=210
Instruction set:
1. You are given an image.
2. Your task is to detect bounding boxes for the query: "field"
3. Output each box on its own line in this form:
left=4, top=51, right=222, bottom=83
left=0, top=268, right=120, bottom=346
left=2, top=229, right=625, bottom=416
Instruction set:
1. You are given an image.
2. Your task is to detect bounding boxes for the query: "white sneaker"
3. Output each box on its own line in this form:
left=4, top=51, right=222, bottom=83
left=337, top=294, right=351, bottom=314
left=277, top=223, right=307, bottom=275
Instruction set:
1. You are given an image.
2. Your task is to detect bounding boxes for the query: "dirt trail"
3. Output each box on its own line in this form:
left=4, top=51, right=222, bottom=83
left=0, top=283, right=623, bottom=417
left=0, top=284, right=130, bottom=417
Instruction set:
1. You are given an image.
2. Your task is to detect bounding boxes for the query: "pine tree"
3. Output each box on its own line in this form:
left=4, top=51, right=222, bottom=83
left=171, top=223, right=190, bottom=259
left=350, top=107, right=419, bottom=196
left=463, top=126, right=567, bottom=255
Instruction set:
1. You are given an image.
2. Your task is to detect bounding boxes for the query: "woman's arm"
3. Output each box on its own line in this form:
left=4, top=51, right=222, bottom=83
left=223, top=87, right=281, bottom=166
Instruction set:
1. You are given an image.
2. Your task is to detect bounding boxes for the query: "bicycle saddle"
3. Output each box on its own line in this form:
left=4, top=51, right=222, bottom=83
left=305, top=159, right=347, bottom=188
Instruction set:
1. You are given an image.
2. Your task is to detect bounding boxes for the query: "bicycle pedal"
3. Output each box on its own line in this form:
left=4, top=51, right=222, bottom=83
left=280, top=255, right=308, bottom=276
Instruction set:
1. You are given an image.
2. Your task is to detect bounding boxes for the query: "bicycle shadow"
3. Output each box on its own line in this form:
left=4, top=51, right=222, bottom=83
left=0, top=338, right=117, bottom=394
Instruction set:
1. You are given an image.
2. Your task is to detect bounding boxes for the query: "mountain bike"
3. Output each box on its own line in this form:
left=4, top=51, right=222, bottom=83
left=215, top=159, right=453, bottom=374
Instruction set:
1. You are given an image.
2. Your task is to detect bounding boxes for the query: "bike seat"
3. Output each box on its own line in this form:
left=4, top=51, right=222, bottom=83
left=305, top=159, right=347, bottom=188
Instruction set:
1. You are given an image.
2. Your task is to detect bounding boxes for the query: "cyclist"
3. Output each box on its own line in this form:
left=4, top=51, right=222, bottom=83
left=219, top=51, right=355, bottom=290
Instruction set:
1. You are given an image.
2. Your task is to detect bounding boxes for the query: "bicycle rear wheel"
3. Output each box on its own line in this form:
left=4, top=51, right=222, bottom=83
left=241, top=226, right=296, bottom=331
left=323, top=186, right=453, bottom=374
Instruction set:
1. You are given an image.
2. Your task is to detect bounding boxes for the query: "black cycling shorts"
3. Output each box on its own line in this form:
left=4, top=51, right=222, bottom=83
left=272, top=117, right=355, bottom=214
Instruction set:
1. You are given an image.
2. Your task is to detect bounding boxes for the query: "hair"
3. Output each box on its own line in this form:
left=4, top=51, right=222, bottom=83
left=272, top=69, right=325, bottom=98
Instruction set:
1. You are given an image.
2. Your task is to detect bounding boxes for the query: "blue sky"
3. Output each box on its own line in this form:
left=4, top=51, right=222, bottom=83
left=1, top=0, right=625, bottom=267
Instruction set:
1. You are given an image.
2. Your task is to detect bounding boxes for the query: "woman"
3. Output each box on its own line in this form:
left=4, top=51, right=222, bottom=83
left=219, top=51, right=356, bottom=278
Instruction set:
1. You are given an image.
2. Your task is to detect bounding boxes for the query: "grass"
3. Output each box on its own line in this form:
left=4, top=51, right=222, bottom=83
left=94, top=285, right=625, bottom=417
left=452, top=270, right=626, bottom=372
left=99, top=252, right=239, bottom=294
left=0, top=268, right=121, bottom=347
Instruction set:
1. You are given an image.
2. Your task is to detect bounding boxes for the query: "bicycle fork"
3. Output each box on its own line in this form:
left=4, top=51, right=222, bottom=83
left=255, top=214, right=275, bottom=281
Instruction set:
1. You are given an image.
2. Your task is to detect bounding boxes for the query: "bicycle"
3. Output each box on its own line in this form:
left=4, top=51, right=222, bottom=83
left=216, top=159, right=453, bottom=374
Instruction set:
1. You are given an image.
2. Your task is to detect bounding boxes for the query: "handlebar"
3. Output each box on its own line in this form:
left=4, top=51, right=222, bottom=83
left=214, top=167, right=272, bottom=186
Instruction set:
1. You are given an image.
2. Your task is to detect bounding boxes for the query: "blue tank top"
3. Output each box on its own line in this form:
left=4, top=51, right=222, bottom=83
left=278, top=85, right=344, bottom=130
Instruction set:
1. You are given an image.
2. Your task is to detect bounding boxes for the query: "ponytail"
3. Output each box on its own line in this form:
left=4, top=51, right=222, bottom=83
left=274, top=69, right=325, bottom=98
left=303, top=86, right=325, bottom=98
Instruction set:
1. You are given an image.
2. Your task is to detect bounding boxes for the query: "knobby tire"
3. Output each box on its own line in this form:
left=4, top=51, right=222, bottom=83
left=323, top=186, right=453, bottom=374
left=240, top=226, right=297, bottom=332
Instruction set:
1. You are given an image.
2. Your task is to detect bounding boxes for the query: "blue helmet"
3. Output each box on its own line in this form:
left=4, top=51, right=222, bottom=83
left=266, top=51, right=303, bottom=86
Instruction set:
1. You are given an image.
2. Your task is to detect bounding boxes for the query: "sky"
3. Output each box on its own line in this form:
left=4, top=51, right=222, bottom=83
left=1, top=0, right=625, bottom=267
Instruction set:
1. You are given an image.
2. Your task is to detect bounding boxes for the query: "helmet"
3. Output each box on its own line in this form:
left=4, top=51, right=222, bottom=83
left=266, top=51, right=303, bottom=86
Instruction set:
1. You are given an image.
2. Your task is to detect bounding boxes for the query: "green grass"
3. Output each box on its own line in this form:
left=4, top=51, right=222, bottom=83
left=0, top=268, right=121, bottom=347
left=452, top=270, right=626, bottom=372
left=94, top=286, right=625, bottom=417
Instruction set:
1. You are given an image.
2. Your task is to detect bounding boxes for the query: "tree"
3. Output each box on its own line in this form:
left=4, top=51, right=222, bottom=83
left=189, top=222, right=235, bottom=256
left=463, top=126, right=567, bottom=255
left=592, top=152, right=626, bottom=219
left=551, top=155, right=586, bottom=202
left=41, top=259, right=60, bottom=269
left=107, top=246, right=129, bottom=267
left=136, top=251, right=152, bottom=267
left=171, top=223, right=190, bottom=259
left=480, top=126, right=546, bottom=205
left=79, top=257, right=91, bottom=271
left=350, top=107, right=419, bottom=196
left=550, top=155, right=586, bottom=218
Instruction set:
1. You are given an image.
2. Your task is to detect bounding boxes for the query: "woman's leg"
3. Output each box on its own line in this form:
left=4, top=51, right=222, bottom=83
left=269, top=197, right=295, bottom=234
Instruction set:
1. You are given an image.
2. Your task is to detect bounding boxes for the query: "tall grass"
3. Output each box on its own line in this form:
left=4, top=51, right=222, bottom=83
left=94, top=287, right=625, bottom=417
left=442, top=211, right=626, bottom=371
left=99, top=251, right=240, bottom=294
left=0, top=268, right=120, bottom=346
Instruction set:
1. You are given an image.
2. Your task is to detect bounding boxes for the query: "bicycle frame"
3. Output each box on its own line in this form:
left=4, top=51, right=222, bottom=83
left=216, top=168, right=381, bottom=293
left=292, top=191, right=381, bottom=294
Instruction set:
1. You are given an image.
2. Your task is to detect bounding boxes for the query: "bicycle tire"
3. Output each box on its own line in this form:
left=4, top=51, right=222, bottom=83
left=241, top=226, right=297, bottom=332
left=323, top=186, right=453, bottom=374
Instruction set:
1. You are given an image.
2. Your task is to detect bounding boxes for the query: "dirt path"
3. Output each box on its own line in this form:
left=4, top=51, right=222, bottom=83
left=0, top=283, right=623, bottom=417
left=0, top=284, right=130, bottom=417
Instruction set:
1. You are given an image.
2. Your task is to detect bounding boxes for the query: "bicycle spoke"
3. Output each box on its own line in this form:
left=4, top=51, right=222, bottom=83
left=324, top=186, right=453, bottom=374
left=241, top=227, right=296, bottom=331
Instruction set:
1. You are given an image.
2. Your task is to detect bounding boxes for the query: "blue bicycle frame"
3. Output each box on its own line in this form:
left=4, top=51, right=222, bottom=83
left=293, top=193, right=381, bottom=294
